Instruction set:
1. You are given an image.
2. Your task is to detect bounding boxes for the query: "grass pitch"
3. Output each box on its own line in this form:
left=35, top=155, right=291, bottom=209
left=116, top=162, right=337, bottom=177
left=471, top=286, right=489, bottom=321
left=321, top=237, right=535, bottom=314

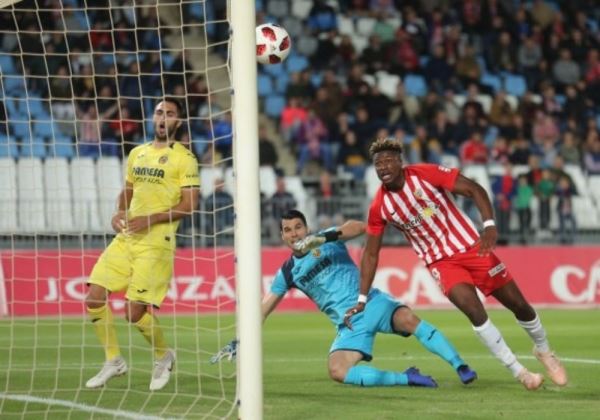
left=1, top=309, right=599, bottom=419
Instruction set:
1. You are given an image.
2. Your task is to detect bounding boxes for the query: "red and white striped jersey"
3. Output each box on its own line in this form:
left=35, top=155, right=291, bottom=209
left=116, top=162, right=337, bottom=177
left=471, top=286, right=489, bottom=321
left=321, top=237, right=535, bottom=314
left=366, top=164, right=480, bottom=265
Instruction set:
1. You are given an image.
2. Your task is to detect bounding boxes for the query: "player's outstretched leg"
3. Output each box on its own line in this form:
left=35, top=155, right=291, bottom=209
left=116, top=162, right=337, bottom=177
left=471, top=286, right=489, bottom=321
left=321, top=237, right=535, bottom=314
left=343, top=365, right=437, bottom=388
left=413, top=319, right=478, bottom=385
left=517, top=315, right=567, bottom=386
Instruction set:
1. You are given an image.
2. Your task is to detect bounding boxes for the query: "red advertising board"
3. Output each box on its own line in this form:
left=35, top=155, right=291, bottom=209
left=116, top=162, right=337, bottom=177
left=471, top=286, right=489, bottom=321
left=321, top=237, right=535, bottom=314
left=1, top=246, right=599, bottom=316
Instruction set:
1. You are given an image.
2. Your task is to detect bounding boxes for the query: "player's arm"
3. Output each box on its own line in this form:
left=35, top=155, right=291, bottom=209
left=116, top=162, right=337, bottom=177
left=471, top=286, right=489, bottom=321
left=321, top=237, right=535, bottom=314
left=294, top=220, right=365, bottom=253
left=262, top=292, right=284, bottom=323
left=452, top=174, right=497, bottom=256
left=111, top=181, right=133, bottom=233
left=127, top=186, right=200, bottom=234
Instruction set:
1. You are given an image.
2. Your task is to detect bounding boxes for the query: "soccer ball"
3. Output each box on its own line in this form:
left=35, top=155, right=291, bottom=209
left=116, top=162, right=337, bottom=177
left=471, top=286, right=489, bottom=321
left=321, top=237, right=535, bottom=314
left=256, top=23, right=291, bottom=65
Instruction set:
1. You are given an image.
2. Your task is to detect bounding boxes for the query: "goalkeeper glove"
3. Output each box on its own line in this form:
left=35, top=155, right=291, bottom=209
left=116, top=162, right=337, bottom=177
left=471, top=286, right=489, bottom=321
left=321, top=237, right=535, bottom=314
left=293, top=230, right=341, bottom=253
left=210, top=339, right=238, bottom=364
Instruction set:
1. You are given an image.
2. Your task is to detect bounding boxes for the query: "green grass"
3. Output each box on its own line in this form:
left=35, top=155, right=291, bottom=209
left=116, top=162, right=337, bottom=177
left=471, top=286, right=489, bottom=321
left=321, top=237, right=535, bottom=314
left=1, top=309, right=600, bottom=419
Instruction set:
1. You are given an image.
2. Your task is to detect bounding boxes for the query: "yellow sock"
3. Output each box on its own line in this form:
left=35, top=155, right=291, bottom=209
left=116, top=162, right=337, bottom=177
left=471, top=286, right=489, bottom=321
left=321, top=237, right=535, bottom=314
left=87, top=304, right=121, bottom=361
left=135, top=312, right=168, bottom=359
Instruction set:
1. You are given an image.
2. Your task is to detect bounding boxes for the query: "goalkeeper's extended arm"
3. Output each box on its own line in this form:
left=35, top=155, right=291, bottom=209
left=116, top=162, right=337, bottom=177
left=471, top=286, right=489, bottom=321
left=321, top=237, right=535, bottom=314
left=294, top=220, right=366, bottom=253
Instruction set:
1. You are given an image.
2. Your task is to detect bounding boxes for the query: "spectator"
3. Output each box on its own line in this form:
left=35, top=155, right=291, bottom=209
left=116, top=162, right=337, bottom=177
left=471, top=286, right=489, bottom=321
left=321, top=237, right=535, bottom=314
left=514, top=174, right=534, bottom=244
left=490, top=136, right=510, bottom=164
left=424, top=43, right=456, bottom=93
left=269, top=176, right=297, bottom=225
left=109, top=106, right=141, bottom=156
left=258, top=126, right=279, bottom=169
left=555, top=175, right=576, bottom=244
left=489, top=31, right=518, bottom=74
left=295, top=110, right=332, bottom=174
left=550, top=156, right=577, bottom=194
left=460, top=131, right=488, bottom=164
left=509, top=136, right=532, bottom=165
left=285, top=71, right=314, bottom=103
left=489, top=91, right=515, bottom=132
left=491, top=163, right=514, bottom=244
left=552, top=49, right=581, bottom=92
left=337, top=130, right=368, bottom=180
left=427, top=110, right=456, bottom=154
left=387, top=29, right=419, bottom=76
left=307, top=0, right=337, bottom=34
left=518, top=37, right=543, bottom=90
left=360, top=34, right=387, bottom=74
left=536, top=168, right=555, bottom=232
left=203, top=178, right=234, bottom=246
left=455, top=44, right=481, bottom=89
left=583, top=132, right=600, bottom=175
left=280, top=97, right=308, bottom=144
left=558, top=131, right=582, bottom=166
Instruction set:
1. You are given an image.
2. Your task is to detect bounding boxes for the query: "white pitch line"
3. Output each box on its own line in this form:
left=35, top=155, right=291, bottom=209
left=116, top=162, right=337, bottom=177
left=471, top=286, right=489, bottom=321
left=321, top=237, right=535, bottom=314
left=0, top=393, right=169, bottom=420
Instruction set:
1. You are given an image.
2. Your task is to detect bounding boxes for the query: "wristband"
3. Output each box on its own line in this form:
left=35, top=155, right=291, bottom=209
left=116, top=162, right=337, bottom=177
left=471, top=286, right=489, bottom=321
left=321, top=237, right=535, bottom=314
left=323, top=230, right=342, bottom=242
left=482, top=219, right=496, bottom=228
left=357, top=294, right=368, bottom=304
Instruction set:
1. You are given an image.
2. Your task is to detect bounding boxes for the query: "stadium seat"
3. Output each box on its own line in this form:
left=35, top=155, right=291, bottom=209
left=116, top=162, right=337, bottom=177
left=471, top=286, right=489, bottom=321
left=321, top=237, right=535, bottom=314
left=362, top=74, right=376, bottom=87
left=349, top=34, right=368, bottom=54
left=44, top=158, right=75, bottom=232
left=503, top=74, right=527, bottom=97
left=285, top=55, right=309, bottom=73
left=261, top=62, right=285, bottom=78
left=440, top=154, right=460, bottom=169
left=572, top=197, right=599, bottom=229
left=589, top=175, right=600, bottom=204
left=0, top=133, right=18, bottom=158
left=564, top=164, right=589, bottom=196
left=96, top=157, right=123, bottom=232
left=17, top=158, right=46, bottom=232
left=475, top=94, right=492, bottom=114
left=377, top=73, right=400, bottom=98
left=356, top=17, right=376, bottom=36
left=481, top=73, right=502, bottom=93
left=0, top=158, right=18, bottom=233
left=33, top=121, right=57, bottom=139
left=504, top=94, right=518, bottom=111
left=264, top=95, right=286, bottom=119
left=200, top=166, right=224, bottom=199
left=274, top=72, right=289, bottom=94
left=281, top=17, right=303, bottom=38
left=49, top=134, right=75, bottom=158
left=4, top=99, right=26, bottom=121
left=266, top=0, right=288, bottom=18
left=291, top=0, right=311, bottom=19
left=338, top=16, right=354, bottom=36
left=462, top=164, right=492, bottom=198
left=285, top=175, right=312, bottom=221
left=257, top=73, right=273, bottom=97
left=26, top=96, right=50, bottom=118
left=70, top=158, right=102, bottom=232
left=3, top=75, right=26, bottom=94
left=259, top=165, right=277, bottom=197
left=19, top=136, right=46, bottom=158
left=404, top=74, right=427, bottom=97
left=511, top=164, right=529, bottom=178
left=296, top=35, right=318, bottom=57
left=365, top=165, right=380, bottom=199
left=0, top=54, right=17, bottom=75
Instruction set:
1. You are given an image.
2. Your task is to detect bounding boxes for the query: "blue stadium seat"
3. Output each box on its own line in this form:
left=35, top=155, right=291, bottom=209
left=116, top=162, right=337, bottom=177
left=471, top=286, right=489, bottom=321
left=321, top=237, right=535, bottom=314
left=285, top=55, right=309, bottom=73
left=404, top=74, right=427, bottom=97
left=4, top=99, right=26, bottom=121
left=50, top=135, right=75, bottom=158
left=19, top=135, right=46, bottom=158
left=0, top=133, right=18, bottom=158
left=33, top=121, right=57, bottom=139
left=3, top=75, right=27, bottom=95
left=262, top=62, right=285, bottom=77
left=274, top=72, right=289, bottom=94
left=0, top=55, right=17, bottom=75
left=257, top=73, right=273, bottom=97
left=503, top=74, right=527, bottom=97
left=264, top=94, right=286, bottom=118
left=481, top=73, right=502, bottom=93
left=12, top=121, right=32, bottom=139
left=26, top=97, right=51, bottom=119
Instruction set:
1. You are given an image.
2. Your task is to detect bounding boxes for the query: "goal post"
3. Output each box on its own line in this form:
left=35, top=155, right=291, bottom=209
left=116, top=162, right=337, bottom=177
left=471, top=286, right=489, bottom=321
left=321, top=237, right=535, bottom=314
left=0, top=0, right=262, bottom=417
left=231, top=0, right=264, bottom=419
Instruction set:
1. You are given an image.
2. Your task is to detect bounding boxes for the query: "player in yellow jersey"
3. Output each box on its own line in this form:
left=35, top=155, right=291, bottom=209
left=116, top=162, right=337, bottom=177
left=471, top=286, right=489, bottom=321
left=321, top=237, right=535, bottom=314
left=84, top=98, right=200, bottom=391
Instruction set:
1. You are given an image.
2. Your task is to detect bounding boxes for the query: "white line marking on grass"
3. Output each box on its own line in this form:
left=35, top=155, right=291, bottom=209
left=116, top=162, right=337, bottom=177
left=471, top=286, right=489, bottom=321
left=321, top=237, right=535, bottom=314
left=0, top=393, right=169, bottom=419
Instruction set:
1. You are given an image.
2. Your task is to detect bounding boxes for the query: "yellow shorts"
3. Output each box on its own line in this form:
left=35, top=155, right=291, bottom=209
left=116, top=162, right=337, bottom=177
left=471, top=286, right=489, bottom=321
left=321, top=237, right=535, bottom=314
left=88, top=236, right=174, bottom=307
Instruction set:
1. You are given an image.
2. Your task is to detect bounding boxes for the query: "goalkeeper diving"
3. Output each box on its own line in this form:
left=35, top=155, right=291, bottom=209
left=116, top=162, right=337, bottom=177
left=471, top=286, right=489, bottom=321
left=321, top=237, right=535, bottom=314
left=212, top=209, right=477, bottom=388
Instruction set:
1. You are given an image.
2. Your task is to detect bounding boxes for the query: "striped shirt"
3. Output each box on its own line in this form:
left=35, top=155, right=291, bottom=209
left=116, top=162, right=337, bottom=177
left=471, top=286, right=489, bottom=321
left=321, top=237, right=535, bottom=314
left=366, top=164, right=479, bottom=265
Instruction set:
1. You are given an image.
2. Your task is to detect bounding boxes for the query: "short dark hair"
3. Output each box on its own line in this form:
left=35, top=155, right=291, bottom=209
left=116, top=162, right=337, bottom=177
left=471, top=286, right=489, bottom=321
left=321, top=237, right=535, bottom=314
left=280, top=209, right=307, bottom=231
left=369, top=137, right=403, bottom=158
left=161, top=96, right=185, bottom=118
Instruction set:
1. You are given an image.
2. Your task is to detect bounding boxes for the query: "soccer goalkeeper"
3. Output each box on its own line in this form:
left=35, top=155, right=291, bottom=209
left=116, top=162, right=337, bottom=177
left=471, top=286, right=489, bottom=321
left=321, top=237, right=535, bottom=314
left=85, top=98, right=200, bottom=390
left=212, top=209, right=477, bottom=388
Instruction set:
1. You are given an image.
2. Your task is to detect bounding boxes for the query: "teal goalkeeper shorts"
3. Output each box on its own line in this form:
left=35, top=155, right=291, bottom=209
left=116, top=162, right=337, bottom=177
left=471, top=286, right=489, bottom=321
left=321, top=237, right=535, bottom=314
left=329, top=289, right=406, bottom=361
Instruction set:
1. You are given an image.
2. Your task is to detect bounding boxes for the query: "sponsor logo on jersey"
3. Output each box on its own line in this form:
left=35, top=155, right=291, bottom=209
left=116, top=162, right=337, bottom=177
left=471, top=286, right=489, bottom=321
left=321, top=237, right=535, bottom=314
left=132, top=166, right=165, bottom=178
left=311, top=248, right=321, bottom=258
left=488, top=262, right=506, bottom=277
left=438, top=165, right=451, bottom=172
left=297, top=257, right=332, bottom=286
left=159, top=155, right=168, bottom=164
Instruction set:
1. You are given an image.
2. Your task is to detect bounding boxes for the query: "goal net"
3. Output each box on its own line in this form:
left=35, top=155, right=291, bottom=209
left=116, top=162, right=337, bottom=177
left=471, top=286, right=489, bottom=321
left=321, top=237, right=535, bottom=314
left=0, top=0, right=243, bottom=418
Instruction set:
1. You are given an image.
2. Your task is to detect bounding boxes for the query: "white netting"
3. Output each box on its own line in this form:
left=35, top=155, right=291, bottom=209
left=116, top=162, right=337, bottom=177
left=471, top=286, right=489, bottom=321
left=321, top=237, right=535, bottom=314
left=0, top=1, right=237, bottom=418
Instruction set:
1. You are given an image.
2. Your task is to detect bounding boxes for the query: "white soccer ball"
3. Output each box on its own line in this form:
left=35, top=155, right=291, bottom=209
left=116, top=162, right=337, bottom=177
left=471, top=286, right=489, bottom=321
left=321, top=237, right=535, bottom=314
left=256, top=23, right=291, bottom=65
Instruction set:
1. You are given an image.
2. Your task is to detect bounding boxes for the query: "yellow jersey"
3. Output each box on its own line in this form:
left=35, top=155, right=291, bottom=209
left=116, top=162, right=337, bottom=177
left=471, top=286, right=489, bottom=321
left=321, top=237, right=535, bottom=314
left=123, top=141, right=200, bottom=250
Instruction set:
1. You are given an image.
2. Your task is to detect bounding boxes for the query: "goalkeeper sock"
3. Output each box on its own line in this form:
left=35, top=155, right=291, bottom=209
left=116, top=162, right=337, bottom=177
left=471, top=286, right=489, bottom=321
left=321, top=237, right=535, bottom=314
left=414, top=320, right=464, bottom=370
left=517, top=314, right=551, bottom=353
left=87, top=304, right=121, bottom=361
left=473, top=318, right=524, bottom=377
left=135, top=312, right=168, bottom=359
left=343, top=365, right=408, bottom=387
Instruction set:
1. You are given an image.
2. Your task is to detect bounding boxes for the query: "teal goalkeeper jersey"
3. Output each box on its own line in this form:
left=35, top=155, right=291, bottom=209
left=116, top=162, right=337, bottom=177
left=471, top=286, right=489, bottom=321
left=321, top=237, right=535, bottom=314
left=270, top=238, right=360, bottom=326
